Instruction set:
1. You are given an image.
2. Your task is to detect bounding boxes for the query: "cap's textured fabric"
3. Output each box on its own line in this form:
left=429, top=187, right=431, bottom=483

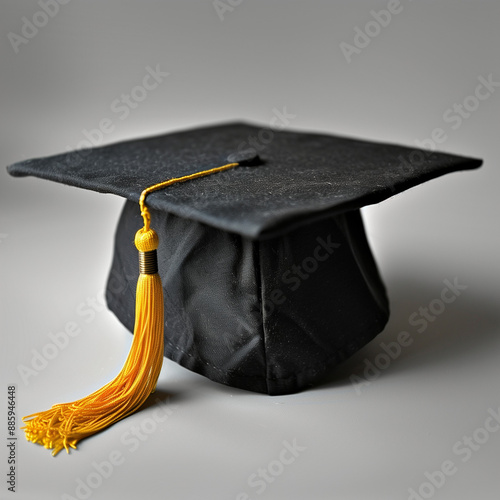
left=7, top=122, right=482, bottom=394
left=7, top=122, right=482, bottom=239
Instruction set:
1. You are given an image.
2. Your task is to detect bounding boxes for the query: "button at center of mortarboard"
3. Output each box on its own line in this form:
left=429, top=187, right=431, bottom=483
left=226, top=150, right=262, bottom=166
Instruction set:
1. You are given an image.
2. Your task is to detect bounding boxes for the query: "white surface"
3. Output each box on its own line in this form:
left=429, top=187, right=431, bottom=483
left=1, top=2, right=499, bottom=499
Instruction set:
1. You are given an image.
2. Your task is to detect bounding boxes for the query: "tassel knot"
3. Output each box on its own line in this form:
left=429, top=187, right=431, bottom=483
left=135, top=227, right=159, bottom=252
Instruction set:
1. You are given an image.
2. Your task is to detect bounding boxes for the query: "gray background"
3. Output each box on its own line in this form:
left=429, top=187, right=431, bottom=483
left=1, top=1, right=499, bottom=499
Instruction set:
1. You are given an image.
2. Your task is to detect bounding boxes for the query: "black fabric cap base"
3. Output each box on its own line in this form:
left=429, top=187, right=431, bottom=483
left=7, top=122, right=482, bottom=394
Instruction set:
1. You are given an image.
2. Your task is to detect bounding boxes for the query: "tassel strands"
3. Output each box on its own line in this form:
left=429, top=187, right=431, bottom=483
left=22, top=228, right=164, bottom=456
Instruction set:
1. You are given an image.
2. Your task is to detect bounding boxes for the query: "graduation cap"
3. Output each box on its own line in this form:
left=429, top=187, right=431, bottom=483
left=7, top=122, right=481, bottom=454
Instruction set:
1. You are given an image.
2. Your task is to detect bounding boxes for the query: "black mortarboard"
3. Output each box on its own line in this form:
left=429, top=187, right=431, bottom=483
left=7, top=122, right=481, bottom=453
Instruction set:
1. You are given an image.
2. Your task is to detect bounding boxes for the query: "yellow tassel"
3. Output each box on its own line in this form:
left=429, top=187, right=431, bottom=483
left=21, top=228, right=164, bottom=456
left=21, top=162, right=240, bottom=455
